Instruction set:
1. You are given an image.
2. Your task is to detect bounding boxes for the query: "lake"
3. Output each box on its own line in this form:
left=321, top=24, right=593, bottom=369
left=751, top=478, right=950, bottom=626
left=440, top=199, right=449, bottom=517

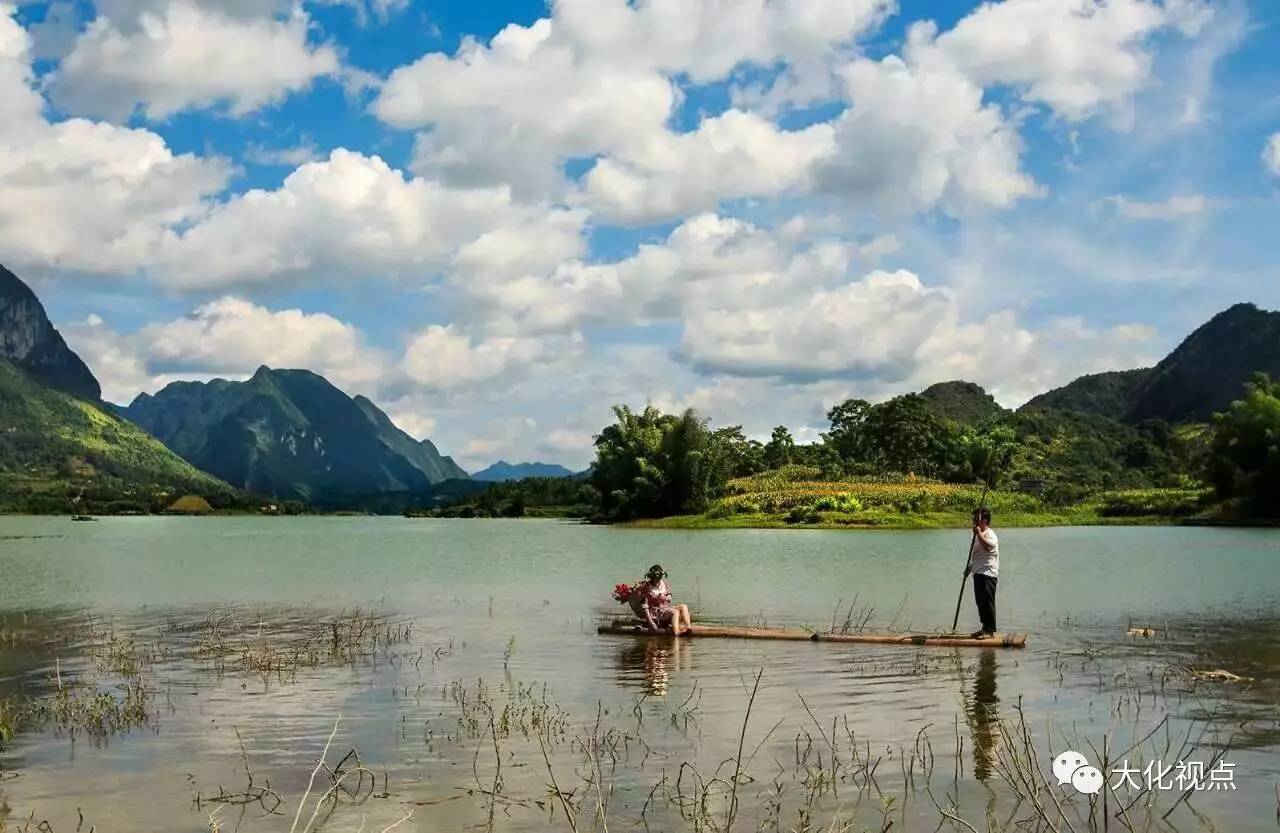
left=0, top=517, right=1277, bottom=832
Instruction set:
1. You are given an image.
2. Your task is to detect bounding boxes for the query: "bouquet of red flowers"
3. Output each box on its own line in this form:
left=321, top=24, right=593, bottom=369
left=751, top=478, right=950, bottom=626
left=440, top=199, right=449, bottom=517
left=612, top=583, right=633, bottom=603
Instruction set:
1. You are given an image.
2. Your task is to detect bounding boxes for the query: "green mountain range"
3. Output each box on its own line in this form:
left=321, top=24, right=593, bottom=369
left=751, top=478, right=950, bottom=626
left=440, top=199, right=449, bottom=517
left=1126, top=303, right=1280, bottom=423
left=121, top=367, right=469, bottom=502
left=471, top=460, right=577, bottom=481
left=1020, top=368, right=1150, bottom=420
left=0, top=359, right=244, bottom=513
left=1021, top=303, right=1280, bottom=425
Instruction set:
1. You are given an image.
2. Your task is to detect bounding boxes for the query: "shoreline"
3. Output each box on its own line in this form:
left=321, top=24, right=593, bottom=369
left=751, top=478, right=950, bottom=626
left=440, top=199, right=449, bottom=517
left=620, top=510, right=1277, bottom=531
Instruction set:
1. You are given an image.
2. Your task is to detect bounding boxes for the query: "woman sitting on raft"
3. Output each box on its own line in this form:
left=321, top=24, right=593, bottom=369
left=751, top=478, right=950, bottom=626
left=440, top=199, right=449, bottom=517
left=633, top=564, right=693, bottom=635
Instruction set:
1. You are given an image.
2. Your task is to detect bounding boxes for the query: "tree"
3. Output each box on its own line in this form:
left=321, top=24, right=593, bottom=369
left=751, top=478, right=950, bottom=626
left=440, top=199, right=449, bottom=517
left=824, top=399, right=872, bottom=461
left=823, top=394, right=962, bottom=478
left=764, top=425, right=796, bottom=469
left=1209, top=373, right=1280, bottom=513
left=589, top=405, right=740, bottom=519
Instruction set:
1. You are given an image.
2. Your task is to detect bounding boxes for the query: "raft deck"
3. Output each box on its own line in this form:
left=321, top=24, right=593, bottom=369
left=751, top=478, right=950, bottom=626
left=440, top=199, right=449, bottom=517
left=598, top=622, right=1026, bottom=649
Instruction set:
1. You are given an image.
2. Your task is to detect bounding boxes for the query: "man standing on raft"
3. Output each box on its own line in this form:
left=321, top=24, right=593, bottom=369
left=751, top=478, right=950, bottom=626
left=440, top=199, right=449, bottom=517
left=963, top=509, right=999, bottom=639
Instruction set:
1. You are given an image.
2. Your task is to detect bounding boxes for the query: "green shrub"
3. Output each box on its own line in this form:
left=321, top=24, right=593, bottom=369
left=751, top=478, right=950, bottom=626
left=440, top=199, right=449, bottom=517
left=813, top=493, right=863, bottom=513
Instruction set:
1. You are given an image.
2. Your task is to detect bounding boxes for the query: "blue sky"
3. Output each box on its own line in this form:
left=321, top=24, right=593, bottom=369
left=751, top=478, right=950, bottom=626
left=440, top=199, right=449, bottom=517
left=2, top=0, right=1279, bottom=470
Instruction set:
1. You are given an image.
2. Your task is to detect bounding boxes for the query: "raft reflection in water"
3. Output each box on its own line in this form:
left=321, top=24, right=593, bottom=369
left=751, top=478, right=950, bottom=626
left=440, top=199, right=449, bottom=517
left=615, top=638, right=691, bottom=696
left=965, top=648, right=1000, bottom=782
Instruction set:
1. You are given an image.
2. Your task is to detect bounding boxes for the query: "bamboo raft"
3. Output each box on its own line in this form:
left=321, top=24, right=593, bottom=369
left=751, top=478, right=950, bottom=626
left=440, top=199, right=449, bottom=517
left=598, top=622, right=1026, bottom=649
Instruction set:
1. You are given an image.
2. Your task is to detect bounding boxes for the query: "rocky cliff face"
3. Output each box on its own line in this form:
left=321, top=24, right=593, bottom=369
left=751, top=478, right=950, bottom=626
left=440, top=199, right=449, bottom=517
left=0, top=264, right=101, bottom=401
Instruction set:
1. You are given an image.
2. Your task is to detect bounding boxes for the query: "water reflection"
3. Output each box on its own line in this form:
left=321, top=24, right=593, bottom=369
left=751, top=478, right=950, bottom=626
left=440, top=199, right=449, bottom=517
left=966, top=649, right=999, bottom=782
left=614, top=638, right=690, bottom=696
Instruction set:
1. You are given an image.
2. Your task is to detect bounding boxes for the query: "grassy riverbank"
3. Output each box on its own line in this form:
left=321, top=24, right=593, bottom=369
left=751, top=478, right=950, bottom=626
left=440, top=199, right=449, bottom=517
left=624, top=470, right=1212, bottom=530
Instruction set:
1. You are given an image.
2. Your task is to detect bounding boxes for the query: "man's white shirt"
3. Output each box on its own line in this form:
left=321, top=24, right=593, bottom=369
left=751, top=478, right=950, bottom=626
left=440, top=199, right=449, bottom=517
left=969, top=528, right=999, bottom=578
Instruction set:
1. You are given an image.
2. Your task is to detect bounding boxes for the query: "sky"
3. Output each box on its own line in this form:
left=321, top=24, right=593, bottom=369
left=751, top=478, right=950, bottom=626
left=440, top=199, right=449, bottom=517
left=2, top=0, right=1279, bottom=472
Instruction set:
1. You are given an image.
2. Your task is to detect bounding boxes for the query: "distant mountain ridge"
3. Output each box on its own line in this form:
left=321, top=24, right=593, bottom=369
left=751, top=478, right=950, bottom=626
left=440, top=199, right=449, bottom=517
left=1020, top=369, right=1151, bottom=420
left=1125, top=303, right=1280, bottom=423
left=472, top=460, right=576, bottom=481
left=1020, top=303, right=1280, bottom=425
left=0, top=264, right=100, bottom=400
left=123, top=367, right=468, bottom=502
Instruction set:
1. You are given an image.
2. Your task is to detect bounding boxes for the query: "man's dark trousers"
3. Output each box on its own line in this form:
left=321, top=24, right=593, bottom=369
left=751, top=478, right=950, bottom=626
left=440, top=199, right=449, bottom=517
left=973, top=574, right=997, bottom=633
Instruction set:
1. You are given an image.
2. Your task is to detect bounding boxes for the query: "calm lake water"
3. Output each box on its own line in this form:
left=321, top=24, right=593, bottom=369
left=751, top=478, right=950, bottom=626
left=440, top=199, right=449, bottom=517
left=0, top=517, right=1277, bottom=832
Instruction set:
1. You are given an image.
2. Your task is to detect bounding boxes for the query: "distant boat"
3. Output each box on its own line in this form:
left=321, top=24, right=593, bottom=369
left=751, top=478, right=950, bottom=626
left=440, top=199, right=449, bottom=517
left=71, top=515, right=96, bottom=522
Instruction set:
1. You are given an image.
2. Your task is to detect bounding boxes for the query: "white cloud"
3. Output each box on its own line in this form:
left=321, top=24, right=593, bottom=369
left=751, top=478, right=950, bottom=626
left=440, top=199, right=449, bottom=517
left=542, top=428, right=593, bottom=455
left=375, top=0, right=891, bottom=197
left=0, top=6, right=230, bottom=275
left=680, top=269, right=956, bottom=382
left=551, top=0, right=894, bottom=82
left=1098, top=193, right=1209, bottom=220
left=451, top=212, right=855, bottom=336
left=1265, top=133, right=1280, bottom=177
left=383, top=409, right=436, bottom=442
left=154, top=149, right=533, bottom=290
left=676, top=267, right=1159, bottom=405
left=401, top=325, right=580, bottom=392
left=935, top=0, right=1210, bottom=121
left=818, top=31, right=1042, bottom=214
left=579, top=110, right=835, bottom=224
left=376, top=17, right=675, bottom=197
left=48, top=1, right=338, bottom=120
left=64, top=297, right=387, bottom=403
left=0, top=6, right=51, bottom=141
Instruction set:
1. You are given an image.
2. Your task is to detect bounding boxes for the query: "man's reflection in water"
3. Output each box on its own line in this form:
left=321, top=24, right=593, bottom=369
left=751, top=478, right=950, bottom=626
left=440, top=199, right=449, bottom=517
left=616, top=638, right=689, bottom=696
left=966, top=648, right=999, bottom=782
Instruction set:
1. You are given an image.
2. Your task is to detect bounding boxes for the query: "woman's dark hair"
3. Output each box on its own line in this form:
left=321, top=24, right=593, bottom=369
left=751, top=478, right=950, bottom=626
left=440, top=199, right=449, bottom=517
left=974, top=508, right=992, bottom=525
left=646, top=564, right=666, bottom=581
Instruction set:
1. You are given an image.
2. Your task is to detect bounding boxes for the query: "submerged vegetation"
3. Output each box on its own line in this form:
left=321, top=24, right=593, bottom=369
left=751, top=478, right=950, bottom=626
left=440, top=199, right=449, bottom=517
left=0, top=601, right=1265, bottom=832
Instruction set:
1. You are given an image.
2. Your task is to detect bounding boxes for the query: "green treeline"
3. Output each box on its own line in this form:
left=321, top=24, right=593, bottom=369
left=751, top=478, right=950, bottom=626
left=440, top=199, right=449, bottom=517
left=441, top=376, right=1280, bottom=525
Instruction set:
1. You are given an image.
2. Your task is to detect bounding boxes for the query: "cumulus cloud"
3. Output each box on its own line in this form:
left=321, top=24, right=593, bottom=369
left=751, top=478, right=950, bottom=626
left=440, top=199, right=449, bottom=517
left=401, top=325, right=581, bottom=392
left=0, top=6, right=230, bottom=275
left=935, top=0, right=1211, bottom=121
left=579, top=110, right=835, bottom=224
left=451, top=212, right=857, bottom=337
left=673, top=266, right=1160, bottom=406
left=374, top=0, right=890, bottom=197
left=47, top=1, right=338, bottom=120
left=64, top=297, right=387, bottom=403
left=818, top=30, right=1042, bottom=214
left=680, top=269, right=956, bottom=382
left=154, top=150, right=536, bottom=290
left=1265, top=133, right=1280, bottom=177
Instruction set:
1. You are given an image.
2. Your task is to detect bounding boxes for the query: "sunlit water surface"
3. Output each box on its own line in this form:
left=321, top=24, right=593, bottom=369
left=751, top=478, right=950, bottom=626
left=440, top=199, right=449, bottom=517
left=0, top=517, right=1277, bottom=832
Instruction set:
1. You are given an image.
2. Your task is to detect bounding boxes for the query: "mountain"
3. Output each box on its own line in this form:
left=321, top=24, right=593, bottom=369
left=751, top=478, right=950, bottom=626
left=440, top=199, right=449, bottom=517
left=1127, top=303, right=1280, bottom=423
left=0, top=358, right=244, bottom=513
left=122, top=367, right=468, bottom=502
left=0, top=264, right=100, bottom=400
left=351, top=394, right=469, bottom=483
left=918, top=381, right=1007, bottom=425
left=1020, top=369, right=1151, bottom=420
left=471, top=460, right=576, bottom=481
